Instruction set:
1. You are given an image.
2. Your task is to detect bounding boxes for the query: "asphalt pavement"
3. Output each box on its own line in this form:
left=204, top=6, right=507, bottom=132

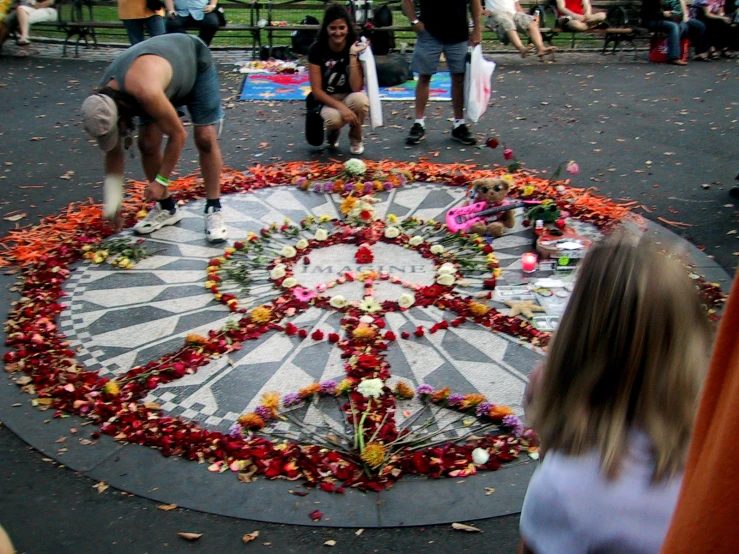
left=0, top=48, right=737, bottom=554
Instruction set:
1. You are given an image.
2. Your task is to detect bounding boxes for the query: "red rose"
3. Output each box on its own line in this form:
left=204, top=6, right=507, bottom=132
left=401, top=331, right=411, bottom=339
left=298, top=329, right=308, bottom=339
left=486, top=137, right=500, bottom=149
left=328, top=332, right=340, bottom=343
left=311, top=329, right=324, bottom=340
left=483, top=278, right=496, bottom=290
left=383, top=331, right=396, bottom=341
left=414, top=327, right=425, bottom=337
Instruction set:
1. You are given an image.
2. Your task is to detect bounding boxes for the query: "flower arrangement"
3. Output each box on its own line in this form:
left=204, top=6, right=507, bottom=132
left=0, top=161, right=724, bottom=494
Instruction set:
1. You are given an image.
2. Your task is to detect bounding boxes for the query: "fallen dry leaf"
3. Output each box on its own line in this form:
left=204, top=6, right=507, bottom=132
left=15, top=375, right=31, bottom=385
left=324, top=540, right=337, bottom=546
left=485, top=487, right=496, bottom=496
left=157, top=503, right=178, bottom=511
left=242, top=531, right=259, bottom=544
left=452, top=522, right=482, bottom=533
left=93, top=481, right=109, bottom=494
left=178, top=532, right=203, bottom=541
left=289, top=490, right=309, bottom=497
left=3, top=213, right=26, bottom=222
left=355, top=529, right=364, bottom=536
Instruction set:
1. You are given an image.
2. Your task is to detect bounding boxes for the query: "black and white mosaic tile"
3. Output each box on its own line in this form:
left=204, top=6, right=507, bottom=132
left=60, top=184, right=602, bottom=434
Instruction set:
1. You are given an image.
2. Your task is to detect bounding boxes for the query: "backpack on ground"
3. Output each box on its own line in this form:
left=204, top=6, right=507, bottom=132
left=291, top=15, right=319, bottom=55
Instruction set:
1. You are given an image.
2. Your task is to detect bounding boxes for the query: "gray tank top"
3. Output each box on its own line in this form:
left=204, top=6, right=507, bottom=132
left=98, top=34, right=212, bottom=107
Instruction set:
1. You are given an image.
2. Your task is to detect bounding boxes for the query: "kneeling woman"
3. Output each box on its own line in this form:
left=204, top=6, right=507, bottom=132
left=308, top=3, right=369, bottom=155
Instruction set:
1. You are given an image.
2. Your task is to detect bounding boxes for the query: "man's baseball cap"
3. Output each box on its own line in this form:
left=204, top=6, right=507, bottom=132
left=81, top=93, right=119, bottom=152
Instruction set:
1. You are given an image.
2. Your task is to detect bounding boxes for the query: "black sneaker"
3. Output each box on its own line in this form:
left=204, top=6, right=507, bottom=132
left=451, top=124, right=477, bottom=145
left=326, top=129, right=339, bottom=149
left=406, top=122, right=426, bottom=145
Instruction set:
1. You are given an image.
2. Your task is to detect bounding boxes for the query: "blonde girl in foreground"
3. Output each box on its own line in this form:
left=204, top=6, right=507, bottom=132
left=519, top=235, right=712, bottom=554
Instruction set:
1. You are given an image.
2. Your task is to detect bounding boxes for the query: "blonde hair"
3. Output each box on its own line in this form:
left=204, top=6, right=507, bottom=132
left=529, top=233, right=711, bottom=482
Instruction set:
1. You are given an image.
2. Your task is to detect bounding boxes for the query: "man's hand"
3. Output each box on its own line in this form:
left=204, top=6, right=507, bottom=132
left=144, top=181, right=168, bottom=202
left=203, top=3, right=215, bottom=13
left=469, top=27, right=482, bottom=46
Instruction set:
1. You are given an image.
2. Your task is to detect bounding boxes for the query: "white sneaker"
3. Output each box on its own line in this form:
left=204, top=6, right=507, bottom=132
left=205, top=210, right=228, bottom=243
left=133, top=204, right=182, bottom=234
left=350, top=141, right=365, bottom=155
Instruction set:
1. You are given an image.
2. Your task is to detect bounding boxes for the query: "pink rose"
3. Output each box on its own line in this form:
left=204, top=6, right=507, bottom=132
left=566, top=161, right=579, bottom=175
left=503, top=148, right=514, bottom=160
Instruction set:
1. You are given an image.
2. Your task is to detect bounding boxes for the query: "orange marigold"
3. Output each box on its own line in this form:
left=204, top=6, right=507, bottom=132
left=488, top=405, right=514, bottom=420
left=299, top=382, right=322, bottom=399
left=352, top=325, right=377, bottom=342
left=249, top=306, right=273, bottom=324
left=395, top=381, right=415, bottom=400
left=238, top=413, right=265, bottom=430
left=468, top=301, right=491, bottom=317
left=432, top=387, right=451, bottom=403
left=340, top=196, right=357, bottom=215
left=360, top=442, right=387, bottom=469
left=460, top=393, right=486, bottom=410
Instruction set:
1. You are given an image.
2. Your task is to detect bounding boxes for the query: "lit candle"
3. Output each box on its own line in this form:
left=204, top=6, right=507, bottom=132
left=521, top=252, right=538, bottom=273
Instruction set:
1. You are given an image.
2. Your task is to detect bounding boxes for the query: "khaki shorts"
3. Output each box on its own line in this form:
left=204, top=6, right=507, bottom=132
left=17, top=5, right=58, bottom=24
left=487, top=11, right=535, bottom=35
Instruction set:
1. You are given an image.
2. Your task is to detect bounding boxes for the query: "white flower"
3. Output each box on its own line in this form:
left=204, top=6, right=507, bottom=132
left=357, top=378, right=384, bottom=399
left=398, top=293, right=415, bottom=309
left=384, top=226, right=400, bottom=239
left=436, top=274, right=456, bottom=286
left=437, top=263, right=456, bottom=275
left=282, top=277, right=298, bottom=288
left=430, top=244, right=445, bottom=254
left=344, top=158, right=367, bottom=176
left=358, top=296, right=382, bottom=313
left=329, top=295, right=347, bottom=308
left=314, top=229, right=328, bottom=241
left=359, top=315, right=374, bottom=324
left=270, top=266, right=286, bottom=280
left=295, top=238, right=309, bottom=250
left=280, top=246, right=297, bottom=258
left=408, top=236, right=423, bottom=247
left=472, top=448, right=490, bottom=465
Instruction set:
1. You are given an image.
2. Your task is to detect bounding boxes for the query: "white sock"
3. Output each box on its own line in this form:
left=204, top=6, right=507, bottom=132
left=414, top=119, right=426, bottom=128
left=103, top=174, right=124, bottom=220
left=453, top=119, right=465, bottom=129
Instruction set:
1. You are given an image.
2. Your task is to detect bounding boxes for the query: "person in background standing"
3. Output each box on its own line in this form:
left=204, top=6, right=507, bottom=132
left=401, top=0, right=482, bottom=146
left=118, top=0, right=165, bottom=45
left=164, top=0, right=220, bottom=46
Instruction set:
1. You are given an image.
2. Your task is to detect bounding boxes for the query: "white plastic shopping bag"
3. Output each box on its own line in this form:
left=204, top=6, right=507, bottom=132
left=464, top=45, right=496, bottom=124
left=359, top=42, right=383, bottom=129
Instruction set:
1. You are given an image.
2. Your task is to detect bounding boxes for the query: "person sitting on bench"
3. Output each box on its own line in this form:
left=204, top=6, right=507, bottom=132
left=483, top=0, right=557, bottom=58
left=554, top=0, right=608, bottom=30
left=0, top=0, right=57, bottom=54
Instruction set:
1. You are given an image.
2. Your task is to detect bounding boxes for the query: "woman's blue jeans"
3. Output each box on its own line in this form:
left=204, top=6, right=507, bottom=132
left=645, top=18, right=708, bottom=59
left=123, top=16, right=166, bottom=45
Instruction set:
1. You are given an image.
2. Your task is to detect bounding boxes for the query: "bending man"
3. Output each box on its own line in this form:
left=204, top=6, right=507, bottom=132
left=81, top=33, right=227, bottom=242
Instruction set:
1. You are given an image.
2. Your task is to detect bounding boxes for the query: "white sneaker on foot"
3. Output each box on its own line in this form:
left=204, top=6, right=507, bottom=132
left=205, top=210, right=228, bottom=243
left=350, top=141, right=365, bottom=155
left=133, top=204, right=182, bottom=234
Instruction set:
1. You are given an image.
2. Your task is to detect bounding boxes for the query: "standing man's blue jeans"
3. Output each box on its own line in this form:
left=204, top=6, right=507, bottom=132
left=123, top=16, right=166, bottom=45
left=644, top=19, right=708, bottom=60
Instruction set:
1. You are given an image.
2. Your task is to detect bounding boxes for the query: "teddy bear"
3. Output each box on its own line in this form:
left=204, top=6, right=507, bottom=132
left=467, top=177, right=516, bottom=238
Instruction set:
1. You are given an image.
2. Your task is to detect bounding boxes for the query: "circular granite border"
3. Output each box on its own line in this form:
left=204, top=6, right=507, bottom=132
left=0, top=219, right=731, bottom=527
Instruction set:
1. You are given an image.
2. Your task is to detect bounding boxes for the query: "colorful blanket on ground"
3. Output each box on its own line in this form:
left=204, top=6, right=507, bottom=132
left=239, top=71, right=452, bottom=101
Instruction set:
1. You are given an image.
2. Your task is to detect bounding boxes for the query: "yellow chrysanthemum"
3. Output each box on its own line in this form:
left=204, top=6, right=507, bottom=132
left=186, top=334, right=208, bottom=345
left=360, top=442, right=387, bottom=469
left=224, top=247, right=236, bottom=254
left=261, top=391, right=280, bottom=413
left=501, top=174, right=515, bottom=185
left=319, top=215, right=331, bottom=223
left=340, top=196, right=358, bottom=215
left=238, top=413, right=265, bottom=430
left=387, top=214, right=398, bottom=223
left=460, top=393, right=486, bottom=410
left=394, top=381, right=415, bottom=400
left=522, top=185, right=535, bottom=197
left=249, top=306, right=273, bottom=324
left=204, top=280, right=216, bottom=289
left=468, top=302, right=491, bottom=317
left=299, top=382, right=322, bottom=399
left=493, top=268, right=503, bottom=278
left=352, top=325, right=377, bottom=342
left=336, top=379, right=353, bottom=395
left=103, top=381, right=120, bottom=396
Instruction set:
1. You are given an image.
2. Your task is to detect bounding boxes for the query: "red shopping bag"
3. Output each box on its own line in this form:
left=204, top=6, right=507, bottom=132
left=649, top=36, right=689, bottom=63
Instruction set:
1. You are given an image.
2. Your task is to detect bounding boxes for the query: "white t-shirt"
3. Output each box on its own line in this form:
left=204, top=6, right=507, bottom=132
left=486, top=0, right=519, bottom=15
left=519, top=431, right=682, bottom=554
